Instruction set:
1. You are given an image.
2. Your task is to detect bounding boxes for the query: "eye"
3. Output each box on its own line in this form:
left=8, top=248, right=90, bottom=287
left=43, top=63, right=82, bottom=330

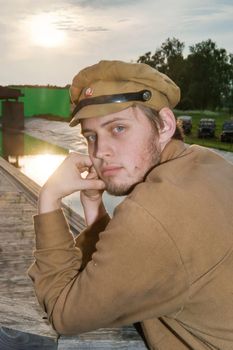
left=113, top=125, right=125, bottom=134
left=85, top=134, right=96, bottom=143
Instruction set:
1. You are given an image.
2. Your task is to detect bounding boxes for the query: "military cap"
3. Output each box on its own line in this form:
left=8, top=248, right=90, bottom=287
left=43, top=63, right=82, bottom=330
left=69, top=60, right=180, bottom=126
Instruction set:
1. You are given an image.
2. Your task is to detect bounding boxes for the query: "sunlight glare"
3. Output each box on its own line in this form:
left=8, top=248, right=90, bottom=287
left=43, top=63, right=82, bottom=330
left=19, top=154, right=66, bottom=186
left=29, top=13, right=66, bottom=48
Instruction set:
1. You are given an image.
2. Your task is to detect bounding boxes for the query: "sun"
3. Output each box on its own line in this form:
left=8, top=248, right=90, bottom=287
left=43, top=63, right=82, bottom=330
left=29, top=13, right=66, bottom=48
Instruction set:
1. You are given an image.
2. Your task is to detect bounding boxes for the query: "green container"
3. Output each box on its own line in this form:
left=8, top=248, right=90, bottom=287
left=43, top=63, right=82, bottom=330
left=0, top=87, right=70, bottom=120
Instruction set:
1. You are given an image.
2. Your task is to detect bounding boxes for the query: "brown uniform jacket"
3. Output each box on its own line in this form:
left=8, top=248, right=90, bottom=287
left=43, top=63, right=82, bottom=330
left=28, top=140, right=233, bottom=349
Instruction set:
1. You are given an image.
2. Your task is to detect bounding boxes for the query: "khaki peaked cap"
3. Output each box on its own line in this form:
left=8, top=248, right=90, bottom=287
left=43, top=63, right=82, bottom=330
left=69, top=60, right=180, bottom=126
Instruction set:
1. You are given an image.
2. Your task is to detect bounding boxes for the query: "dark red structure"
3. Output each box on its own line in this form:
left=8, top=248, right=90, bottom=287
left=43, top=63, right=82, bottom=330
left=0, top=86, right=24, bottom=100
left=0, top=86, right=24, bottom=130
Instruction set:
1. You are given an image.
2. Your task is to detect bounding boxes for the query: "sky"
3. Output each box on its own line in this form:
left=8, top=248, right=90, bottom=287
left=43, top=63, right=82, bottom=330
left=0, top=0, right=232, bottom=86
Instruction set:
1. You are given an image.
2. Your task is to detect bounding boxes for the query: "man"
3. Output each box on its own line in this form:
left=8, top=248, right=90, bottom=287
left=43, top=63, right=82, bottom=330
left=28, top=60, right=233, bottom=349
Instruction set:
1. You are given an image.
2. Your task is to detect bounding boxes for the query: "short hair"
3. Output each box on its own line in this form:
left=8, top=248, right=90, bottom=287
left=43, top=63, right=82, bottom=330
left=134, top=104, right=184, bottom=141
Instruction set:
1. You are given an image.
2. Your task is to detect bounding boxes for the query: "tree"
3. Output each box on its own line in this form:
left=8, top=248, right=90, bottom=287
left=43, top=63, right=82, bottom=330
left=137, top=37, right=185, bottom=77
left=137, top=38, right=187, bottom=108
left=137, top=51, right=154, bottom=67
left=137, top=38, right=233, bottom=111
left=186, top=39, right=232, bottom=110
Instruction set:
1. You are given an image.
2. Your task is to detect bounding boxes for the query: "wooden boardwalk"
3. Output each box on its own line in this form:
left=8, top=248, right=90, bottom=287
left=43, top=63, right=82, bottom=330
left=0, top=157, right=147, bottom=349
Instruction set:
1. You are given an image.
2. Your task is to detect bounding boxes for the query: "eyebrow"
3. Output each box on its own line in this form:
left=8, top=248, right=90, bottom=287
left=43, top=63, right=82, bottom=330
left=82, top=117, right=131, bottom=134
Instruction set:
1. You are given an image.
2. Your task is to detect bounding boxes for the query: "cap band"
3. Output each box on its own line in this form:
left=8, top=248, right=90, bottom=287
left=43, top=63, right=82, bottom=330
left=72, top=89, right=152, bottom=117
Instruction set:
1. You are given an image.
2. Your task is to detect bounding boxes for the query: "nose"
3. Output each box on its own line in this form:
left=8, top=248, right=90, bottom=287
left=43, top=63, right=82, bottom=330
left=94, top=136, right=113, bottom=159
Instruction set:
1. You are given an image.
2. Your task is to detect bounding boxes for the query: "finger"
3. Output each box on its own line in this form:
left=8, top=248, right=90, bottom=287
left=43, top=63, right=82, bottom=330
left=78, top=166, right=90, bottom=176
left=76, top=160, right=94, bottom=174
left=85, top=171, right=99, bottom=180
left=79, top=178, right=106, bottom=191
left=89, top=165, right=98, bottom=175
left=66, top=154, right=94, bottom=178
left=80, top=165, right=98, bottom=180
left=68, top=152, right=93, bottom=169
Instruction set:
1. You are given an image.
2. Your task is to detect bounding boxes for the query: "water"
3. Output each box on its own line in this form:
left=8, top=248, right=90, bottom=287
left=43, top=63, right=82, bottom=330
left=0, top=127, right=123, bottom=217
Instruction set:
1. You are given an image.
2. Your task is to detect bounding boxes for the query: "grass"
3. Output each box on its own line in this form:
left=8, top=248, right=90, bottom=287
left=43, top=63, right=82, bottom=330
left=174, top=110, right=233, bottom=153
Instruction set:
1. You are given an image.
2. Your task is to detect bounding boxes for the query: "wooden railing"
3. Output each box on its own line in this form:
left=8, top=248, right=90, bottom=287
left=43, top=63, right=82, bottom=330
left=0, top=157, right=147, bottom=349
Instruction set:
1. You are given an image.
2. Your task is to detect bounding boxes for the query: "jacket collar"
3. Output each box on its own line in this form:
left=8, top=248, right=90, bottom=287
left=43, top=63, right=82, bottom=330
left=160, top=139, right=187, bottom=164
left=145, top=140, right=188, bottom=182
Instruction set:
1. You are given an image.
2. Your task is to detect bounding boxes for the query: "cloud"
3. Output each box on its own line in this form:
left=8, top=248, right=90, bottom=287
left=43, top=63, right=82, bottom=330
left=54, top=19, right=108, bottom=32
left=183, top=3, right=233, bottom=24
left=66, top=0, right=139, bottom=8
left=0, top=0, right=232, bottom=85
left=178, top=3, right=233, bottom=51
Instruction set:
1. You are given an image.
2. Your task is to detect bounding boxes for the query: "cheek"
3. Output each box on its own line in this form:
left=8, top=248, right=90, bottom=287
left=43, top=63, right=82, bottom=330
left=90, top=157, right=99, bottom=169
left=88, top=152, right=98, bottom=169
left=134, top=154, right=147, bottom=170
left=88, top=146, right=99, bottom=165
left=122, top=146, right=145, bottom=170
left=127, top=137, right=157, bottom=171
left=87, top=144, right=94, bottom=156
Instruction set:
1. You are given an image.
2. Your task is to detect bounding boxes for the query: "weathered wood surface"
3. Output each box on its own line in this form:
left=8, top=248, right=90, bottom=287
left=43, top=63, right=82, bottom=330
left=58, top=327, right=147, bottom=349
left=0, top=159, right=58, bottom=349
left=0, top=157, right=147, bottom=349
left=0, top=156, right=86, bottom=234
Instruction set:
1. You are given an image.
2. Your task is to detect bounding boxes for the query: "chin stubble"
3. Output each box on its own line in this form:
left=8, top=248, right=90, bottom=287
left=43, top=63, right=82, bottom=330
left=104, top=137, right=160, bottom=197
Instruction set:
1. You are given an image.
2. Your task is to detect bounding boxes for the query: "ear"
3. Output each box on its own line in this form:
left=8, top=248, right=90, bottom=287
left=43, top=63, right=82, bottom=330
left=158, top=107, right=176, bottom=149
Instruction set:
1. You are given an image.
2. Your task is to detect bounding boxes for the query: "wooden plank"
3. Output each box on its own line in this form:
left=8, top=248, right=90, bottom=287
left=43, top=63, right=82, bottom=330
left=0, top=327, right=57, bottom=350
left=0, top=163, right=58, bottom=347
left=0, top=157, right=147, bottom=349
left=0, top=297, right=57, bottom=339
left=58, top=326, right=147, bottom=349
left=0, top=157, right=86, bottom=233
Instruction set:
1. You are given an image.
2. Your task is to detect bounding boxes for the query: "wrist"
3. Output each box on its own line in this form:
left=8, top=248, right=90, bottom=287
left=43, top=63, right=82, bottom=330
left=38, top=188, right=62, bottom=214
left=83, top=200, right=107, bottom=226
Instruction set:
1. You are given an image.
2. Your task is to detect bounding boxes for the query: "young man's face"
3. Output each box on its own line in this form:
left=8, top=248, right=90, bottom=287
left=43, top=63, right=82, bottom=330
left=81, top=106, right=161, bottom=196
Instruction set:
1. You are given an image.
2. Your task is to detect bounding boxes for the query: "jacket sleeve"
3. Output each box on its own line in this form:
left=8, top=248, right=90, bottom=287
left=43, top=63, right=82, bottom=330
left=74, top=213, right=110, bottom=270
left=28, top=200, right=189, bottom=335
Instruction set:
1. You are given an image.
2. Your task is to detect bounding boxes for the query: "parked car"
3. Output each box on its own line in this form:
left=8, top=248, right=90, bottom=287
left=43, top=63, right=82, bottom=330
left=220, top=120, right=233, bottom=142
left=177, top=116, right=192, bottom=134
left=198, top=118, right=216, bottom=138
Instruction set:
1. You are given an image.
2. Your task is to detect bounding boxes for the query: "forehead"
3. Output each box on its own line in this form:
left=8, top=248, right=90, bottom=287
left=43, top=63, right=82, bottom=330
left=80, top=106, right=148, bottom=131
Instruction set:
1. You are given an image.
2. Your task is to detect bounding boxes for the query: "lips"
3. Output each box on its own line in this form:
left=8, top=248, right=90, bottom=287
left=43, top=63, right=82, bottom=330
left=101, top=165, right=123, bottom=177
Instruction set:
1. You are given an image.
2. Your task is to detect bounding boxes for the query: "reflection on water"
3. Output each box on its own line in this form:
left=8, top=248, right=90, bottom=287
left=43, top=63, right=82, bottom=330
left=0, top=128, right=123, bottom=216
left=1, top=128, right=68, bottom=185
left=2, top=129, right=24, bottom=167
left=19, top=154, right=67, bottom=186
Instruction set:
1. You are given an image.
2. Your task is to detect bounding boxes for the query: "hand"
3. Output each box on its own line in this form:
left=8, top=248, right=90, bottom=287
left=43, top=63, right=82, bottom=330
left=80, top=166, right=107, bottom=225
left=38, top=152, right=105, bottom=215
